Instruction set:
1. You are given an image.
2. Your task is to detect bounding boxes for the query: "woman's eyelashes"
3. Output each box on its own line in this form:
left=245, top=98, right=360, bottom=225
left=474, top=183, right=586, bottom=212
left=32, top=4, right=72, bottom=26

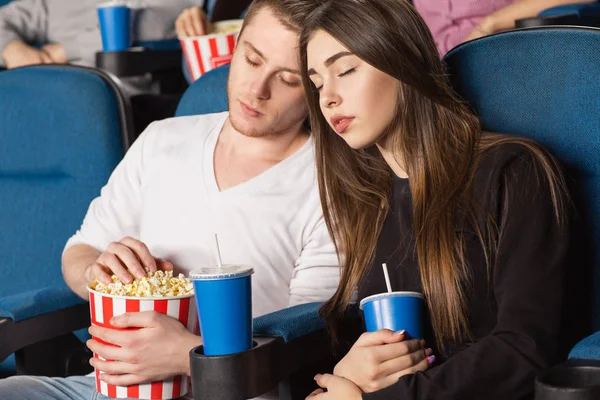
left=338, top=67, right=356, bottom=77
left=314, top=67, right=357, bottom=92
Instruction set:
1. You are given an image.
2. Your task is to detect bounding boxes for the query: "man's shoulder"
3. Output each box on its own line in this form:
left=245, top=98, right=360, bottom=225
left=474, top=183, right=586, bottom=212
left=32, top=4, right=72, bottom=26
left=136, top=112, right=228, bottom=148
left=148, top=112, right=228, bottom=136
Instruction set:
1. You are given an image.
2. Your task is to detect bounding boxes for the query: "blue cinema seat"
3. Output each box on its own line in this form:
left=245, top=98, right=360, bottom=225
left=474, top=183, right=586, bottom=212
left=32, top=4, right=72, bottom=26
left=176, top=64, right=230, bottom=117
left=516, top=1, right=600, bottom=28
left=0, top=65, right=133, bottom=376
left=539, top=1, right=600, bottom=18
left=444, top=27, right=600, bottom=362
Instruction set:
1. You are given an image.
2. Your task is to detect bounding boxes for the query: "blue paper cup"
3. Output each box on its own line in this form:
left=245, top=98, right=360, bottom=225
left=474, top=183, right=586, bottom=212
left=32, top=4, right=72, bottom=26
left=97, top=2, right=131, bottom=52
left=190, top=265, right=254, bottom=356
left=360, top=291, right=425, bottom=339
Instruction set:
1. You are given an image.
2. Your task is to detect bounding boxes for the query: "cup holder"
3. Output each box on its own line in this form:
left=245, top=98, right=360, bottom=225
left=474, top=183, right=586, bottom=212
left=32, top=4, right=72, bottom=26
left=535, top=361, right=600, bottom=400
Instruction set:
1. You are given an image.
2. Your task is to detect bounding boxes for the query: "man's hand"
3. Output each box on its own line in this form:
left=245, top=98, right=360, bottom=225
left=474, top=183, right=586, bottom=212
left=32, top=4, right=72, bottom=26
left=175, top=6, right=209, bottom=37
left=41, top=43, right=68, bottom=64
left=2, top=40, right=52, bottom=69
left=87, top=311, right=201, bottom=385
left=85, top=237, right=173, bottom=285
left=333, top=330, right=432, bottom=393
left=306, top=374, right=362, bottom=400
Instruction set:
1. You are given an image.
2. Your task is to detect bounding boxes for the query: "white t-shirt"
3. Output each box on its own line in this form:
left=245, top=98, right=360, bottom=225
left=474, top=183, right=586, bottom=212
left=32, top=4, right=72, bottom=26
left=65, top=111, right=340, bottom=317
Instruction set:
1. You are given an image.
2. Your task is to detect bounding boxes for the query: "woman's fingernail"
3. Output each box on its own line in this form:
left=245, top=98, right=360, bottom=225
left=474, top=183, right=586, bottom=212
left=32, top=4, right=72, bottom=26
left=393, top=330, right=406, bottom=337
left=425, top=348, right=433, bottom=356
left=427, top=355, right=436, bottom=365
left=420, top=339, right=426, bottom=347
left=314, top=374, right=322, bottom=381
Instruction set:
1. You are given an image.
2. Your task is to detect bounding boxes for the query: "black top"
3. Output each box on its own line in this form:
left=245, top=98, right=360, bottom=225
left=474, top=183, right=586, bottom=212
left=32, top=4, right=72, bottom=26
left=360, top=144, right=572, bottom=400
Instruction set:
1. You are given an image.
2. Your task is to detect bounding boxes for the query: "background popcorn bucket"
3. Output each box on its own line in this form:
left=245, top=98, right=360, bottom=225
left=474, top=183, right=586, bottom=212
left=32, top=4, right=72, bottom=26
left=180, top=19, right=243, bottom=82
left=87, top=288, right=198, bottom=399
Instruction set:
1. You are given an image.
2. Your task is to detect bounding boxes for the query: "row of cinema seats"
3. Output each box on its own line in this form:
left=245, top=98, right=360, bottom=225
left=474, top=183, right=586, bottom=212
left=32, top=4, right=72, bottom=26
left=2, top=7, right=600, bottom=400
left=0, top=0, right=249, bottom=139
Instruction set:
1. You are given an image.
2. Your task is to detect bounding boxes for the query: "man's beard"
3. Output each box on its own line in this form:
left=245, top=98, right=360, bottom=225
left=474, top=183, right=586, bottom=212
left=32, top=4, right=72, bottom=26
left=229, top=111, right=275, bottom=138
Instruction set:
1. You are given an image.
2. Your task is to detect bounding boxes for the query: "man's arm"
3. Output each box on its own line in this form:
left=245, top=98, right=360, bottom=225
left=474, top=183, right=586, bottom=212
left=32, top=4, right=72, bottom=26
left=62, top=244, right=101, bottom=299
left=129, top=0, right=205, bottom=41
left=61, top=122, right=163, bottom=299
left=290, top=217, right=340, bottom=306
left=0, top=0, right=49, bottom=67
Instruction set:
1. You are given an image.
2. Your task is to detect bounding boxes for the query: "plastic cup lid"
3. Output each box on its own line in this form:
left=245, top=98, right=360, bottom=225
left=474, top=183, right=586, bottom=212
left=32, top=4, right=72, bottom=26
left=97, top=1, right=128, bottom=8
left=189, top=265, right=254, bottom=280
left=359, top=291, right=424, bottom=309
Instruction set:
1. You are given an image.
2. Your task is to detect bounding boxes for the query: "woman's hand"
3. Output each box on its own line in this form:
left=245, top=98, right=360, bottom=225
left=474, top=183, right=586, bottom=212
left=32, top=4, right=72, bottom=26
left=333, top=329, right=433, bottom=393
left=306, top=374, right=362, bottom=400
left=464, top=17, right=496, bottom=43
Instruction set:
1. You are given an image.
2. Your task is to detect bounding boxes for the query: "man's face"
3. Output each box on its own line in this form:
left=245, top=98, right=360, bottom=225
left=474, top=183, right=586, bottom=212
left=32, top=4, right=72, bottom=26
left=227, top=8, right=308, bottom=137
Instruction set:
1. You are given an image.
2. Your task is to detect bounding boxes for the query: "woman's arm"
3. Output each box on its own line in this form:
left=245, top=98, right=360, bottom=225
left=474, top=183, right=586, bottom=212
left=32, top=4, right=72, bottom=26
left=363, top=152, right=573, bottom=400
left=465, top=0, right=596, bottom=43
left=487, top=0, right=595, bottom=32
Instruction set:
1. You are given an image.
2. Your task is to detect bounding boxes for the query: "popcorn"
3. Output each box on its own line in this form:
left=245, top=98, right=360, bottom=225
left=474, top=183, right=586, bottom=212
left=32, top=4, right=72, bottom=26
left=213, top=24, right=240, bottom=34
left=204, top=20, right=242, bottom=35
left=89, top=270, right=194, bottom=297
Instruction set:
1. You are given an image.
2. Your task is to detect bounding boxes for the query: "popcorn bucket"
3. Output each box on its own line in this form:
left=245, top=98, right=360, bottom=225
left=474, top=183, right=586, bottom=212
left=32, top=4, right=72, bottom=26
left=87, top=288, right=198, bottom=399
left=180, top=19, right=243, bottom=82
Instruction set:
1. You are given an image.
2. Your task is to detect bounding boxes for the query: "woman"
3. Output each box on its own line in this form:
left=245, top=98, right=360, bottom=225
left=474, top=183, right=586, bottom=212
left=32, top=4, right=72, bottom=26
left=300, top=0, right=573, bottom=398
left=414, top=0, right=596, bottom=55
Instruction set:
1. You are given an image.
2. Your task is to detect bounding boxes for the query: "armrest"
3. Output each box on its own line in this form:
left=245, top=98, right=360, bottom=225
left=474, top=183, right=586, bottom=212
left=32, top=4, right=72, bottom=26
left=516, top=6, right=600, bottom=29
left=95, top=47, right=182, bottom=78
left=569, top=330, right=600, bottom=360
left=189, top=303, right=361, bottom=400
left=535, top=359, right=600, bottom=398
left=0, top=287, right=89, bottom=361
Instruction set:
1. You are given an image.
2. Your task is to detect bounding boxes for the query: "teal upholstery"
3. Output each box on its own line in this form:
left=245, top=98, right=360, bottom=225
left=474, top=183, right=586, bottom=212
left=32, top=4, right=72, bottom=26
left=444, top=27, right=600, bottom=359
left=0, top=65, right=132, bottom=374
left=176, top=64, right=229, bottom=116
left=539, top=2, right=600, bottom=17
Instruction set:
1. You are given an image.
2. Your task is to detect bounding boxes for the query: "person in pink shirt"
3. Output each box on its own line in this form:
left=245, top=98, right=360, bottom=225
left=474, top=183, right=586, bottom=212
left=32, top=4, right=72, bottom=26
left=414, top=0, right=596, bottom=55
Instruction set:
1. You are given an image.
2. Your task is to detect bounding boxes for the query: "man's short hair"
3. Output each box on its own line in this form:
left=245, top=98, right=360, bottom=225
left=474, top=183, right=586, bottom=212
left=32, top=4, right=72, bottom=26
left=240, top=0, right=318, bottom=35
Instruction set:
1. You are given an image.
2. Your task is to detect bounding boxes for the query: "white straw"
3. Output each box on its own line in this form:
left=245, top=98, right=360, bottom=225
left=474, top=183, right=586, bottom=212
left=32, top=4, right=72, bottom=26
left=214, top=233, right=223, bottom=268
left=382, top=263, right=392, bottom=293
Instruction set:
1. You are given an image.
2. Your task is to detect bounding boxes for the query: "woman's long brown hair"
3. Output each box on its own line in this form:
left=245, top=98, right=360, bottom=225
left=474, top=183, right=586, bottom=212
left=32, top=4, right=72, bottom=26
left=299, top=0, right=568, bottom=349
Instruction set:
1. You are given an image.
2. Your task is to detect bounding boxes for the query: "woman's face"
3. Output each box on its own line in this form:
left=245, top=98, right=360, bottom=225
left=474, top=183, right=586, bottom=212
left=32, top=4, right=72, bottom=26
left=306, top=30, right=400, bottom=149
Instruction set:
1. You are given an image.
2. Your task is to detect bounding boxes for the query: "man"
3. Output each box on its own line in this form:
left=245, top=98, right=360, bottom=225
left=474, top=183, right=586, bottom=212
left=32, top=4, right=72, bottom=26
left=0, top=1, right=338, bottom=399
left=0, top=0, right=204, bottom=97
left=0, top=0, right=204, bottom=70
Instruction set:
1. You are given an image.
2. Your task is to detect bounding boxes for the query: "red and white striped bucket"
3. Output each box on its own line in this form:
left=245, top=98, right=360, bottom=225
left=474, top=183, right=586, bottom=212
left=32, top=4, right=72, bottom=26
left=88, top=289, right=198, bottom=399
left=180, top=19, right=242, bottom=82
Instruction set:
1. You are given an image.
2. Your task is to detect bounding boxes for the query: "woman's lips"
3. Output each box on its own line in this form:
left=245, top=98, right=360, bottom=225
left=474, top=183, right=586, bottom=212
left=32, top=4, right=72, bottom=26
left=331, top=115, right=355, bottom=133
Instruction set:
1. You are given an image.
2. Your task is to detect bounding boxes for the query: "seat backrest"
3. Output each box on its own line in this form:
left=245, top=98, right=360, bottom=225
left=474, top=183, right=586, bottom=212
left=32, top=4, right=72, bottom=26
left=539, top=2, right=600, bottom=17
left=0, top=65, right=131, bottom=305
left=175, top=64, right=229, bottom=117
left=444, top=28, right=600, bottom=337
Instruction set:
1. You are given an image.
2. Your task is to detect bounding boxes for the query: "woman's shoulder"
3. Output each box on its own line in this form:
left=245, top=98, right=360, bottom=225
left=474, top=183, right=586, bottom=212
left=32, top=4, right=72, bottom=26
left=478, top=136, right=537, bottom=170
left=473, top=134, right=560, bottom=208
left=476, top=134, right=553, bottom=183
